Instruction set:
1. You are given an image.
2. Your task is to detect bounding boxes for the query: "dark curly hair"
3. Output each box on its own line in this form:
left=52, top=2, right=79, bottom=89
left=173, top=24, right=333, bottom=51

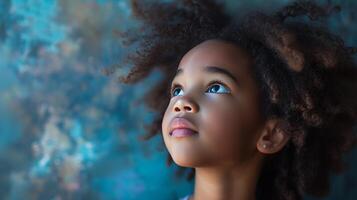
left=108, top=0, right=357, bottom=199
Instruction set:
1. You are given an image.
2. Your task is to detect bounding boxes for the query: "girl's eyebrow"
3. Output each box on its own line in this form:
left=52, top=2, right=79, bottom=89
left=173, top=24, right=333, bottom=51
left=175, top=66, right=239, bottom=85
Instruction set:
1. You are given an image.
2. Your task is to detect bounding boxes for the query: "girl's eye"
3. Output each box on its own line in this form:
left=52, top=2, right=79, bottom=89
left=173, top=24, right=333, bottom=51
left=171, top=86, right=183, bottom=97
left=206, top=82, right=230, bottom=94
left=170, top=81, right=231, bottom=98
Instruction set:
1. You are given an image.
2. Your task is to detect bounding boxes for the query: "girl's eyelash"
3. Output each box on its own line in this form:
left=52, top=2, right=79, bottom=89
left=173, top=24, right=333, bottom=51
left=170, top=79, right=231, bottom=96
left=207, top=79, right=230, bottom=91
left=170, top=83, right=182, bottom=97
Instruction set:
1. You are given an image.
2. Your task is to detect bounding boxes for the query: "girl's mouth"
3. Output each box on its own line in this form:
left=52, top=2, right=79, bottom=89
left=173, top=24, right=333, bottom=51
left=170, top=128, right=198, bottom=138
left=169, top=117, right=198, bottom=138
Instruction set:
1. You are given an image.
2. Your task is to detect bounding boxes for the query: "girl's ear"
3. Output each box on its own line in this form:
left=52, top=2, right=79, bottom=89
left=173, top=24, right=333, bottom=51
left=256, top=118, right=291, bottom=154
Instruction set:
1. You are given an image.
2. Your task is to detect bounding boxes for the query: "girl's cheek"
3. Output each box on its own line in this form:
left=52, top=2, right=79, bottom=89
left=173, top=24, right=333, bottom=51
left=201, top=105, right=228, bottom=134
left=203, top=100, right=244, bottom=139
left=161, top=106, right=172, bottom=138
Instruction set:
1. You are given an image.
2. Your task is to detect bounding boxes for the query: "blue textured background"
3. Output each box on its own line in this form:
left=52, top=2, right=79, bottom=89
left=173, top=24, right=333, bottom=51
left=0, top=0, right=356, bottom=199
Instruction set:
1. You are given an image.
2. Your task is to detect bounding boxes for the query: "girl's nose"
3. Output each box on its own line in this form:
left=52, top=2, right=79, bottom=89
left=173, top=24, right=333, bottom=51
left=173, top=96, right=199, bottom=113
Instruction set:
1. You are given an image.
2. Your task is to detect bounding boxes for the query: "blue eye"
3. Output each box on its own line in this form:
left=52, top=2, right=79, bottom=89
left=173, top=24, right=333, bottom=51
left=170, top=80, right=231, bottom=98
left=206, top=82, right=230, bottom=94
left=171, top=85, right=184, bottom=97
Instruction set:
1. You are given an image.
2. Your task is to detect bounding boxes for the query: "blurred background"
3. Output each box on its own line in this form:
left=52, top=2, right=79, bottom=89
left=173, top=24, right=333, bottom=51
left=0, top=0, right=356, bottom=199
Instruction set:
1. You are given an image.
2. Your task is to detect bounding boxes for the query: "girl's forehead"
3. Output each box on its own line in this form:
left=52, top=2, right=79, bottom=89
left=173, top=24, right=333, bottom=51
left=177, top=39, right=253, bottom=77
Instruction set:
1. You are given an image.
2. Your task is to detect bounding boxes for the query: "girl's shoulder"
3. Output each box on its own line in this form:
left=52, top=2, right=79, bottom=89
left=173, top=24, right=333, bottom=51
left=179, top=194, right=191, bottom=200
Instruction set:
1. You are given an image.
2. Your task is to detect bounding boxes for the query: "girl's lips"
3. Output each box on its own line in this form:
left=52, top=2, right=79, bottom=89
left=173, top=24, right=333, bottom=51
left=170, top=128, right=198, bottom=138
left=169, top=117, right=198, bottom=137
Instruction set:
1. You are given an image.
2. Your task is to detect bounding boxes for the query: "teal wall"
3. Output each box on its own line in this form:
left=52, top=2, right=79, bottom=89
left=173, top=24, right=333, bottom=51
left=0, top=0, right=355, bottom=199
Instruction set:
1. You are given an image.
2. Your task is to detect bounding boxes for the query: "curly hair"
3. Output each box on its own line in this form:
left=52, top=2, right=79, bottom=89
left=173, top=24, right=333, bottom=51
left=110, top=0, right=357, bottom=199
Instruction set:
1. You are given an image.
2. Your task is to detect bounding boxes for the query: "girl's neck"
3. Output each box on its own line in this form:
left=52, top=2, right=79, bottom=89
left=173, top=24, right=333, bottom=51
left=189, top=155, right=263, bottom=200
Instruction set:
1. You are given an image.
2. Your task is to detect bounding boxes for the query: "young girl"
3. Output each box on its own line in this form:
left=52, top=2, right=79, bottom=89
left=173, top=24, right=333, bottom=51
left=113, top=0, right=357, bottom=199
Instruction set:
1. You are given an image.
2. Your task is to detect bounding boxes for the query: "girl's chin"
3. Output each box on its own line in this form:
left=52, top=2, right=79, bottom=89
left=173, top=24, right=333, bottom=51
left=167, top=142, right=210, bottom=167
left=171, top=155, right=196, bottom=167
left=171, top=153, right=207, bottom=168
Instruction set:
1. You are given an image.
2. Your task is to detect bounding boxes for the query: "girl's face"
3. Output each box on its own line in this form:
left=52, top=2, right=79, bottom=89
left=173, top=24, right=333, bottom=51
left=161, top=39, right=265, bottom=168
